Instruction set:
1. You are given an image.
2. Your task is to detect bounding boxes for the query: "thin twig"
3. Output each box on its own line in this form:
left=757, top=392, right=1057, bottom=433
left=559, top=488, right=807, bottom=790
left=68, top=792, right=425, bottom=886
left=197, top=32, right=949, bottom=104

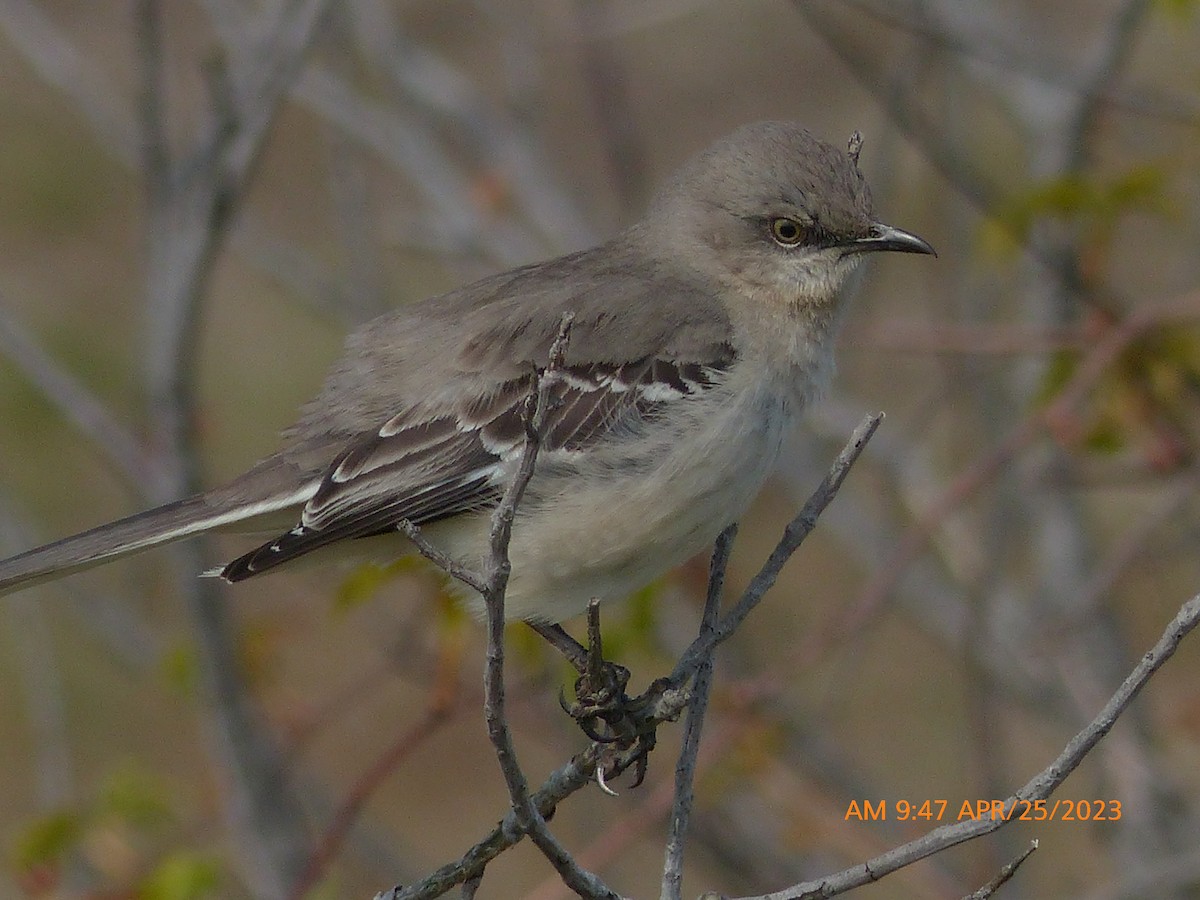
left=669, top=412, right=884, bottom=686
left=728, top=592, right=1200, bottom=899
left=962, top=840, right=1039, bottom=900
left=383, top=717, right=685, bottom=900
left=460, top=873, right=483, bottom=900
left=0, top=301, right=160, bottom=491
left=586, top=599, right=605, bottom=687
left=398, top=520, right=488, bottom=595
left=476, top=314, right=617, bottom=899
left=385, top=415, right=876, bottom=899
left=661, top=523, right=736, bottom=900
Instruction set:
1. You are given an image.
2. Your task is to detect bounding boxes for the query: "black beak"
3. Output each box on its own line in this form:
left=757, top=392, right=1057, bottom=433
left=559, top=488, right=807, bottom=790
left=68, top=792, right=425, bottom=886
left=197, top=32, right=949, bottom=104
left=843, top=223, right=936, bottom=257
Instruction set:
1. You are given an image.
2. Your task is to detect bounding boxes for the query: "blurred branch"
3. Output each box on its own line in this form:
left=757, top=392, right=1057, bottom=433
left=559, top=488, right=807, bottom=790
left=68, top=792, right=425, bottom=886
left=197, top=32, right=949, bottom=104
left=0, top=0, right=586, bottom=308
left=345, top=0, right=598, bottom=250
left=571, top=0, right=649, bottom=214
left=796, top=0, right=1138, bottom=317
left=0, top=299, right=161, bottom=490
left=0, top=586, right=74, bottom=808
left=290, top=699, right=460, bottom=900
left=293, top=66, right=549, bottom=267
left=323, top=125, right=390, bottom=320
left=730, top=591, right=1200, bottom=899
left=844, top=0, right=1198, bottom=126
left=133, top=2, right=335, bottom=897
left=1072, top=464, right=1200, bottom=616
left=852, top=320, right=1087, bottom=355
left=817, top=293, right=1200, bottom=654
left=1064, top=0, right=1154, bottom=173
left=0, top=503, right=165, bottom=671
left=794, top=2, right=1003, bottom=216
left=0, top=0, right=138, bottom=163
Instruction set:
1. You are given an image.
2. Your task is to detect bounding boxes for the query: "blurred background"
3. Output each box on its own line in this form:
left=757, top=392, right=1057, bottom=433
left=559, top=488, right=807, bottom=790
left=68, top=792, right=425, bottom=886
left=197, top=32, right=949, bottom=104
left=2, top=1, right=1200, bottom=898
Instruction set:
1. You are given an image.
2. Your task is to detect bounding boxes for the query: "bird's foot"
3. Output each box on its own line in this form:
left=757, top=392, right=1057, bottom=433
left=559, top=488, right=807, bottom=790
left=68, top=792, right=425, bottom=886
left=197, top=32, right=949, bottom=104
left=536, top=602, right=688, bottom=787
left=562, top=668, right=688, bottom=788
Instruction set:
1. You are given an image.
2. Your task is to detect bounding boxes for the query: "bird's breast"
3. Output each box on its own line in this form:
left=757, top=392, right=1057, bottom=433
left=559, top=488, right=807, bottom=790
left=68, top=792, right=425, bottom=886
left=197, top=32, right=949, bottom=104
left=489, top=372, right=804, bottom=622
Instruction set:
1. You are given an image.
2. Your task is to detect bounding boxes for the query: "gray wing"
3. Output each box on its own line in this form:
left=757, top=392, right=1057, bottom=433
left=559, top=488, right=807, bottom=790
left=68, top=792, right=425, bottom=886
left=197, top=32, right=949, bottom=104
left=219, top=235, right=736, bottom=581
left=217, top=355, right=733, bottom=581
left=281, top=236, right=736, bottom=439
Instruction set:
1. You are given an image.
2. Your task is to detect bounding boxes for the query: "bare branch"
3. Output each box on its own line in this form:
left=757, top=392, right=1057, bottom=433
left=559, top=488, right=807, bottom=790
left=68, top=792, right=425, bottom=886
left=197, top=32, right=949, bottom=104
left=383, top=411, right=877, bottom=898
left=728, top=593, right=1200, bottom=899
left=528, top=621, right=591, bottom=673
left=382, top=719, right=685, bottom=900
left=0, top=300, right=160, bottom=491
left=398, top=520, right=488, bottom=595
left=670, top=412, right=884, bottom=686
left=475, top=314, right=617, bottom=898
left=962, top=840, right=1038, bottom=900
left=661, top=523, right=737, bottom=900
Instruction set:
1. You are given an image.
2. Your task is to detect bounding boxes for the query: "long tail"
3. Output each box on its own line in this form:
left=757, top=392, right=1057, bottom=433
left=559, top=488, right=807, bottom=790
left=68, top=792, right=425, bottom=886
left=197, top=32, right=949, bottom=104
left=0, top=491, right=305, bottom=596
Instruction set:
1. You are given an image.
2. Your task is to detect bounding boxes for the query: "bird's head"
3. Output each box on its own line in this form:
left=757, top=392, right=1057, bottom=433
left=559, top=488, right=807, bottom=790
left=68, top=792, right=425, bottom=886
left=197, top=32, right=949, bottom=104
left=646, top=121, right=934, bottom=306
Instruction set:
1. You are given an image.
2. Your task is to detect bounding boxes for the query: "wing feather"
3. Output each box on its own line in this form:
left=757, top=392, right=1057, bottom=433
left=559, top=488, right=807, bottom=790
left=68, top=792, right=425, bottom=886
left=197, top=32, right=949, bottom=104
left=218, top=349, right=733, bottom=582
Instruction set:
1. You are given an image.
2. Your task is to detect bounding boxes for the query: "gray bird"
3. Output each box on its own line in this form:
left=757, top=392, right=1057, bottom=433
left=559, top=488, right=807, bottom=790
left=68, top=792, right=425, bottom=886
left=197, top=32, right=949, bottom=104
left=0, top=122, right=933, bottom=622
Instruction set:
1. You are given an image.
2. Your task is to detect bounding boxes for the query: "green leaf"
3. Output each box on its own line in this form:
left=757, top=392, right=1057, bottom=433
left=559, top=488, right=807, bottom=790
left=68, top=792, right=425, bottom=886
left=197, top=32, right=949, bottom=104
left=334, top=558, right=421, bottom=612
left=160, top=639, right=199, bottom=697
left=98, top=763, right=173, bottom=828
left=137, top=852, right=220, bottom=900
left=1082, top=418, right=1126, bottom=454
left=11, top=811, right=82, bottom=872
left=985, top=165, right=1169, bottom=260
left=599, top=578, right=666, bottom=660
left=1033, top=349, right=1081, bottom=408
left=1105, top=166, right=1168, bottom=213
left=1154, top=0, right=1198, bottom=19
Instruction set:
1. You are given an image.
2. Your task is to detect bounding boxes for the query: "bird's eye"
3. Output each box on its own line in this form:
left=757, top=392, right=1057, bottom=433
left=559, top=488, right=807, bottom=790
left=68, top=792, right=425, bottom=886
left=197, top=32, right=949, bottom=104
left=770, top=217, right=806, bottom=246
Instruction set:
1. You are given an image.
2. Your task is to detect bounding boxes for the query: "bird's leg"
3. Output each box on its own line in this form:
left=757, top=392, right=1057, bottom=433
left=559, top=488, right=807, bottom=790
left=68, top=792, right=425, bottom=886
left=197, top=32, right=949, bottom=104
left=546, top=601, right=668, bottom=787
left=526, top=615, right=636, bottom=745
left=528, top=607, right=689, bottom=786
left=564, top=601, right=632, bottom=741
left=527, top=605, right=680, bottom=786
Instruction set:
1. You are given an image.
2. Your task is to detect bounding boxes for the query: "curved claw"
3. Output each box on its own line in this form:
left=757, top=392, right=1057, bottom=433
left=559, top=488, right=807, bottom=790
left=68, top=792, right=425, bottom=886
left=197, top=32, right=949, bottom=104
left=562, top=659, right=667, bottom=784
left=578, top=717, right=620, bottom=743
left=628, top=750, right=649, bottom=789
left=595, top=765, right=619, bottom=797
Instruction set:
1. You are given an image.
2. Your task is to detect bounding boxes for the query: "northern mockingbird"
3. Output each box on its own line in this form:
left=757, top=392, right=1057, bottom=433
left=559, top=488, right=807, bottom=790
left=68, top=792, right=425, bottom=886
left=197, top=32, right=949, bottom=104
left=0, top=122, right=933, bottom=622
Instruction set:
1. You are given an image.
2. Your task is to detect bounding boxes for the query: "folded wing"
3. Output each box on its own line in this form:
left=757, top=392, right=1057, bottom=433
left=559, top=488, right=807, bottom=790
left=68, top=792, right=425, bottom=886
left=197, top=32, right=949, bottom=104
left=217, top=354, right=731, bottom=581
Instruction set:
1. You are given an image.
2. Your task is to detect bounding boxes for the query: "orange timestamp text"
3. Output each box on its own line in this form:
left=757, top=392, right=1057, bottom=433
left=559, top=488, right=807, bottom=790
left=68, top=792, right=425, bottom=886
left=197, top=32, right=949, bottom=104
left=844, top=798, right=1122, bottom=823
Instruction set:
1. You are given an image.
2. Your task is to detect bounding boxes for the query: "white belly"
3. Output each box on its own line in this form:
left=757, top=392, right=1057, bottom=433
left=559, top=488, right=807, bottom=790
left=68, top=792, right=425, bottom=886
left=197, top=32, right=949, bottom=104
left=446, top=377, right=801, bottom=622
